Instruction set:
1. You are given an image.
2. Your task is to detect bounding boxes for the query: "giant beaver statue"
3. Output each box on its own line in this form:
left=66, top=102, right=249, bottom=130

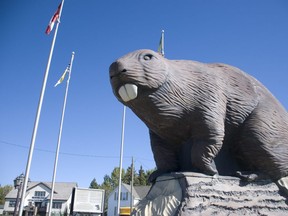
left=109, top=49, right=288, bottom=184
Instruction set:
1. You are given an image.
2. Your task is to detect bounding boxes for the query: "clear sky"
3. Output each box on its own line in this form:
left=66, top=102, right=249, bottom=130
left=1, top=0, right=288, bottom=188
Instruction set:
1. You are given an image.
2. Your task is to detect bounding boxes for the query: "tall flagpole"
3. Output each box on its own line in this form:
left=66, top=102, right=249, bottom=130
left=18, top=1, right=65, bottom=216
left=117, top=105, right=126, bottom=216
left=48, top=51, right=74, bottom=216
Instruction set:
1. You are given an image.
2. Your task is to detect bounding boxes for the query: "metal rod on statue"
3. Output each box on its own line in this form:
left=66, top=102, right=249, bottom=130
left=161, top=30, right=165, bottom=57
left=18, top=1, right=65, bottom=216
left=48, top=51, right=74, bottom=216
left=117, top=105, right=126, bottom=216
left=157, top=30, right=165, bottom=57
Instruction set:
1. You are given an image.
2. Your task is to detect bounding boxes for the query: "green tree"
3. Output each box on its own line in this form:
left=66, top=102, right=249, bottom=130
left=138, top=166, right=146, bottom=186
left=122, top=166, right=132, bottom=185
left=133, top=172, right=140, bottom=186
left=0, top=185, right=13, bottom=205
left=89, top=178, right=100, bottom=189
left=110, top=167, right=125, bottom=188
left=100, top=175, right=113, bottom=192
left=123, top=166, right=140, bottom=186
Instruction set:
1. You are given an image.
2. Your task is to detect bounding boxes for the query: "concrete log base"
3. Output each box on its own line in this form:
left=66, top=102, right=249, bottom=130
left=132, top=172, right=288, bottom=216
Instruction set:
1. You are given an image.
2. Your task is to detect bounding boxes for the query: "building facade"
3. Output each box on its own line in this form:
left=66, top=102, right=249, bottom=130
left=107, top=183, right=150, bottom=216
left=4, top=181, right=77, bottom=216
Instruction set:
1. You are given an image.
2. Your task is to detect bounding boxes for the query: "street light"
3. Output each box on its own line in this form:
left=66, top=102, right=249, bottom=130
left=13, top=174, right=25, bottom=216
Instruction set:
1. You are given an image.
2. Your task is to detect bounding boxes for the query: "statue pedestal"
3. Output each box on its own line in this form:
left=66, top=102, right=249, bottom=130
left=132, top=172, right=288, bottom=216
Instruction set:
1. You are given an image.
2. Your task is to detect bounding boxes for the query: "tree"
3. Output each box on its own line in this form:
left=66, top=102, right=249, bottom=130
left=122, top=166, right=132, bottom=185
left=89, top=178, right=100, bottom=189
left=101, top=175, right=113, bottom=192
left=123, top=166, right=140, bottom=186
left=0, top=185, right=13, bottom=205
left=110, top=167, right=125, bottom=188
left=138, top=166, right=146, bottom=186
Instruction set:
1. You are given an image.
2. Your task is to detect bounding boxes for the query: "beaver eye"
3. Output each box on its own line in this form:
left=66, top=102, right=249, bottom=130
left=143, top=54, right=153, bottom=61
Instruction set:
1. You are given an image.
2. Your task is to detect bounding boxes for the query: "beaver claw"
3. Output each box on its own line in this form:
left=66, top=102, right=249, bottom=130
left=236, top=171, right=260, bottom=182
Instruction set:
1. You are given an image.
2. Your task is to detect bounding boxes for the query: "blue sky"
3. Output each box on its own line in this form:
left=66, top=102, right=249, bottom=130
left=1, top=0, right=287, bottom=188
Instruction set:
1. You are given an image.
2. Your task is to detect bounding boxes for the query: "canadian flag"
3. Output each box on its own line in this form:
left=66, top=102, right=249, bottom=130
left=45, top=3, right=62, bottom=35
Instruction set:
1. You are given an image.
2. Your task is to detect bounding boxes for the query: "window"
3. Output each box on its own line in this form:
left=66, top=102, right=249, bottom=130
left=121, top=192, right=128, bottom=201
left=123, top=192, right=129, bottom=200
left=34, top=191, right=46, bottom=197
left=9, top=201, right=16, bottom=207
left=114, top=191, right=129, bottom=200
left=114, top=192, right=117, bottom=200
left=114, top=206, right=117, bottom=216
left=52, top=202, right=62, bottom=209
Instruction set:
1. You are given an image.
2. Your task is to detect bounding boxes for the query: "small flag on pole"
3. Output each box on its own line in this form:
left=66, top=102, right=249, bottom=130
left=54, top=65, right=69, bottom=87
left=45, top=3, right=62, bottom=35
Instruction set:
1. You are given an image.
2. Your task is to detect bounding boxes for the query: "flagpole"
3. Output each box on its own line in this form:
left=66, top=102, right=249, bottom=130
left=48, top=51, right=74, bottom=216
left=18, top=1, right=65, bottom=216
left=117, top=105, right=126, bottom=216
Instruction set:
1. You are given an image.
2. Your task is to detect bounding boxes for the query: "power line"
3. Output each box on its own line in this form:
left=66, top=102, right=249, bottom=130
left=0, top=139, right=154, bottom=162
left=0, top=139, right=121, bottom=158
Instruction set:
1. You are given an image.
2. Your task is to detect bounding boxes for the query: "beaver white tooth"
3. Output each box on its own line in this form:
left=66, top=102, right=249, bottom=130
left=125, top=84, right=138, bottom=100
left=118, top=85, right=130, bottom=102
left=118, top=84, right=138, bottom=102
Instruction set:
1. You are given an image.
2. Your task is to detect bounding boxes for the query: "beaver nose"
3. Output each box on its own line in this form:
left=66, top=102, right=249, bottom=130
left=109, top=61, right=127, bottom=79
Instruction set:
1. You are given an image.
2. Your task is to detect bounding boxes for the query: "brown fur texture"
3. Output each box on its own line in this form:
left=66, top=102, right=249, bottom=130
left=109, top=49, right=288, bottom=182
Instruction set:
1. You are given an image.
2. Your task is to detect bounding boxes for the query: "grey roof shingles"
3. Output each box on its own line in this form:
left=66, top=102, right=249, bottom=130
left=134, top=186, right=150, bottom=199
left=122, top=183, right=150, bottom=199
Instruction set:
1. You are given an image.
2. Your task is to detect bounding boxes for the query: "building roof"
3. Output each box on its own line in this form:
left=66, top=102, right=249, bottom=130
left=122, top=183, right=150, bottom=199
left=5, top=181, right=77, bottom=201
left=134, top=186, right=151, bottom=199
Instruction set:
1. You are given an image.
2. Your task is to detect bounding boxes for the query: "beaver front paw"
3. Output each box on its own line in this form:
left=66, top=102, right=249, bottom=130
left=235, top=171, right=268, bottom=182
left=148, top=169, right=172, bottom=183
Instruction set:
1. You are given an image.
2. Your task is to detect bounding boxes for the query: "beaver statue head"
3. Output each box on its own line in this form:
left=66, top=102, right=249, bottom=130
left=109, top=49, right=169, bottom=104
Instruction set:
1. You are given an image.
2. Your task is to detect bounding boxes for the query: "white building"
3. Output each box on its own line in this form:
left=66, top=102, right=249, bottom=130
left=0, top=204, right=4, bottom=215
left=107, top=183, right=150, bottom=216
left=4, top=181, right=77, bottom=216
